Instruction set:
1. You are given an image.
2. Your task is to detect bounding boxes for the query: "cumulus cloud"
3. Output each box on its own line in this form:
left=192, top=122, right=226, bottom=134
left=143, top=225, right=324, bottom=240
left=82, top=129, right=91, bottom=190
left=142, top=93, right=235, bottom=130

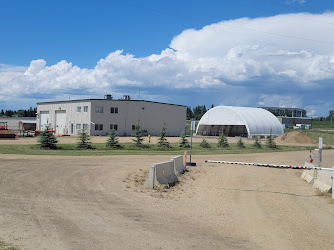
left=258, top=94, right=302, bottom=108
left=1, top=12, right=334, bottom=116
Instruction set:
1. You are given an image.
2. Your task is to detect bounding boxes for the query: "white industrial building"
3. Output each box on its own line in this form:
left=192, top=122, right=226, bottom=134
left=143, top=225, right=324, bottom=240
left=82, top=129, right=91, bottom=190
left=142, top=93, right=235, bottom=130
left=37, top=96, right=187, bottom=136
left=196, top=106, right=284, bottom=138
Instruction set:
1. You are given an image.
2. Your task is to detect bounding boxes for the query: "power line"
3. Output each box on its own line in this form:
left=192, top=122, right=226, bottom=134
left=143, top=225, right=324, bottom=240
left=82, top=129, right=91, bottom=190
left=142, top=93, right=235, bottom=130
left=117, top=0, right=334, bottom=45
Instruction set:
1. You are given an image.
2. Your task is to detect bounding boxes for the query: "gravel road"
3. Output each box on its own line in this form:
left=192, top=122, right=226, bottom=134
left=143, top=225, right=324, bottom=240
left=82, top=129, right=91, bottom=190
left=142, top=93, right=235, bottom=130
left=1, top=149, right=334, bottom=249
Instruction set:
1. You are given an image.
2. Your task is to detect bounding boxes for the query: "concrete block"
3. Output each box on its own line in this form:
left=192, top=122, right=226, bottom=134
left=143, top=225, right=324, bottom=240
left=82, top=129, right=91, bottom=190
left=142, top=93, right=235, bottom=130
left=313, top=170, right=332, bottom=193
left=301, top=162, right=315, bottom=184
left=171, top=155, right=187, bottom=174
left=301, top=162, right=332, bottom=193
left=143, top=160, right=179, bottom=189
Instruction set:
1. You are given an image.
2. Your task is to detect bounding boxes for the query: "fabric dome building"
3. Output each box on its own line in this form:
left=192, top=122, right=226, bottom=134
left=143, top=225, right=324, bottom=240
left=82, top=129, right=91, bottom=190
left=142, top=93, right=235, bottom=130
left=196, top=106, right=284, bottom=138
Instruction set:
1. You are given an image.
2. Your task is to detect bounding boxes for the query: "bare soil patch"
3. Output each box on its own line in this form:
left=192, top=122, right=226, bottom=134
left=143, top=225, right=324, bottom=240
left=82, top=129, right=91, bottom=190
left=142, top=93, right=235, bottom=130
left=275, top=131, right=317, bottom=145
left=1, top=150, right=334, bottom=249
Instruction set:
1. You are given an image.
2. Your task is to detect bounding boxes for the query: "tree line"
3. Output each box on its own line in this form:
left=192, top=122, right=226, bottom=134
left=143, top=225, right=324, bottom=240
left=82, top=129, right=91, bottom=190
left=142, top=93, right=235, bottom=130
left=0, top=107, right=37, bottom=117
left=187, top=104, right=214, bottom=120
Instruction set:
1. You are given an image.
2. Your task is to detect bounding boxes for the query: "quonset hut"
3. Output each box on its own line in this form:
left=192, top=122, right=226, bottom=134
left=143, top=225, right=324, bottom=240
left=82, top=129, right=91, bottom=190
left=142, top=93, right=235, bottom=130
left=196, top=106, right=284, bottom=138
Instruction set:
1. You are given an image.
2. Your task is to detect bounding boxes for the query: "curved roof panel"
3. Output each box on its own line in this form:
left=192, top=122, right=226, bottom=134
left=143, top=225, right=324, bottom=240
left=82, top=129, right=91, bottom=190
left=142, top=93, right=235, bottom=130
left=196, top=106, right=284, bottom=136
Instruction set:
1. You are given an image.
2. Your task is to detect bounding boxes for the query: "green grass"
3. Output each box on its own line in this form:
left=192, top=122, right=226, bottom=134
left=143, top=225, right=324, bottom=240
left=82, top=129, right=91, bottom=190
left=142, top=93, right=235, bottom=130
left=0, top=241, right=19, bottom=250
left=0, top=142, right=316, bottom=156
left=311, top=120, right=334, bottom=130
left=302, top=130, right=334, bottom=145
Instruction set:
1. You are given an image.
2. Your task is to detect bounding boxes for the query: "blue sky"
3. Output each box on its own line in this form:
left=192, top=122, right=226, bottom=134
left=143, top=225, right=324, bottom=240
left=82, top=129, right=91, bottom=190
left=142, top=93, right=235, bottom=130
left=1, top=0, right=334, bottom=116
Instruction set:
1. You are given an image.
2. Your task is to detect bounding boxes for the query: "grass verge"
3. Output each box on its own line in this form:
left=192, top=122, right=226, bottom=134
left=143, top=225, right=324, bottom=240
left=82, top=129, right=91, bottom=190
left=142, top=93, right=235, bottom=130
left=0, top=241, right=19, bottom=250
left=0, top=142, right=316, bottom=156
left=302, top=130, right=334, bottom=145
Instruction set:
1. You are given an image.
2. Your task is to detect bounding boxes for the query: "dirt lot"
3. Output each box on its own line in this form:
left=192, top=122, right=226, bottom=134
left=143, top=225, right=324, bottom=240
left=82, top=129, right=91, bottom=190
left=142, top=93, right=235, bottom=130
left=1, top=137, right=334, bottom=249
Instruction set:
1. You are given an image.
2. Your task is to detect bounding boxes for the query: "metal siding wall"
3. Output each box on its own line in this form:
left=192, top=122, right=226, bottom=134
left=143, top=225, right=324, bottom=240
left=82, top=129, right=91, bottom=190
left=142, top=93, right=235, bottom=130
left=37, top=101, right=92, bottom=135
left=38, top=100, right=186, bottom=137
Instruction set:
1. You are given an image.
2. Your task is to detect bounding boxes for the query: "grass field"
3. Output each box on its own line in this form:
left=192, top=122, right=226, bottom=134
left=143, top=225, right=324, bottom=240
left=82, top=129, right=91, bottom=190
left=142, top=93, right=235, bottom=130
left=302, top=130, right=334, bottom=145
left=311, top=120, right=334, bottom=130
left=0, top=142, right=316, bottom=156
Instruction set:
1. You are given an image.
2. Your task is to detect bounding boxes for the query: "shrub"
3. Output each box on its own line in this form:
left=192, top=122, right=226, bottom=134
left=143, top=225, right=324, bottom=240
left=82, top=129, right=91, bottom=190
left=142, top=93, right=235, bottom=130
left=106, top=129, right=122, bottom=148
left=200, top=139, right=211, bottom=148
left=266, top=129, right=277, bottom=149
left=237, top=138, right=246, bottom=148
left=253, top=136, right=262, bottom=148
left=157, top=123, right=170, bottom=148
left=38, top=124, right=58, bottom=149
left=217, top=134, right=229, bottom=148
left=132, top=124, right=144, bottom=147
left=178, top=131, right=190, bottom=148
left=77, top=129, right=94, bottom=149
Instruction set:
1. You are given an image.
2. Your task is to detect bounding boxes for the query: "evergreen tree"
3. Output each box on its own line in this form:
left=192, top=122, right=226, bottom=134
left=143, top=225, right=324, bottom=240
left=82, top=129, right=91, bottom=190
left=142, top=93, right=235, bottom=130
left=77, top=129, right=94, bottom=149
left=178, top=131, right=190, bottom=148
left=106, top=129, right=122, bottom=148
left=132, top=124, right=144, bottom=147
left=186, top=107, right=193, bottom=120
left=266, top=129, right=277, bottom=149
left=253, top=136, right=262, bottom=148
left=0, top=109, right=4, bottom=116
left=217, top=134, right=229, bottom=148
left=200, top=139, right=211, bottom=148
left=157, top=123, right=170, bottom=148
left=38, top=124, right=58, bottom=149
left=237, top=138, right=246, bottom=148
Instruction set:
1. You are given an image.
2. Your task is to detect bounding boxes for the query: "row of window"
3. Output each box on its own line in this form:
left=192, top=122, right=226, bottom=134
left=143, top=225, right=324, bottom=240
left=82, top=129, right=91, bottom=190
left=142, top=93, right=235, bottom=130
left=95, top=106, right=119, bottom=114
left=95, top=124, right=118, bottom=131
left=76, top=124, right=89, bottom=130
left=77, top=106, right=89, bottom=112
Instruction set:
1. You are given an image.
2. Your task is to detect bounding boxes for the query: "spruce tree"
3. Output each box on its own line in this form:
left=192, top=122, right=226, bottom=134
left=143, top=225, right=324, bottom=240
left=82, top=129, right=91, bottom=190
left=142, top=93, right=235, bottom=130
left=132, top=124, right=144, bottom=147
left=157, top=123, right=170, bottom=148
left=178, top=131, right=190, bottom=148
left=77, top=129, right=94, bottom=149
left=200, top=139, right=211, bottom=148
left=38, top=124, right=58, bottom=149
left=237, top=138, right=246, bottom=148
left=266, top=129, right=277, bottom=149
left=253, top=136, right=262, bottom=148
left=106, top=129, right=122, bottom=148
left=217, top=134, right=229, bottom=148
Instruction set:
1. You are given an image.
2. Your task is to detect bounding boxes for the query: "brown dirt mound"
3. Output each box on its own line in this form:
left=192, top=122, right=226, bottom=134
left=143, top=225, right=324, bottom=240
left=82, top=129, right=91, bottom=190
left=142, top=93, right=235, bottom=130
left=275, top=131, right=316, bottom=144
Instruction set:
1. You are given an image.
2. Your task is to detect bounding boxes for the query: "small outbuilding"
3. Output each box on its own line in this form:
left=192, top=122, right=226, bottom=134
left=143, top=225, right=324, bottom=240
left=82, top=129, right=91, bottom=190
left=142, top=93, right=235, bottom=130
left=196, top=106, right=284, bottom=138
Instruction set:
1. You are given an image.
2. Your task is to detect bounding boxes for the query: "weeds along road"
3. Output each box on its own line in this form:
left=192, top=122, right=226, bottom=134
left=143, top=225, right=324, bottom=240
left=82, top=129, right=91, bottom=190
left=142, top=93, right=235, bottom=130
left=0, top=151, right=334, bottom=249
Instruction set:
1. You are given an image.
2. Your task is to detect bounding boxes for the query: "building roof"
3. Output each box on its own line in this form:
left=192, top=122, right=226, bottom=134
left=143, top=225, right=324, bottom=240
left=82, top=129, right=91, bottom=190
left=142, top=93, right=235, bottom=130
left=37, top=99, right=187, bottom=107
left=196, top=106, right=284, bottom=136
left=19, top=120, right=36, bottom=124
left=260, top=107, right=306, bottom=112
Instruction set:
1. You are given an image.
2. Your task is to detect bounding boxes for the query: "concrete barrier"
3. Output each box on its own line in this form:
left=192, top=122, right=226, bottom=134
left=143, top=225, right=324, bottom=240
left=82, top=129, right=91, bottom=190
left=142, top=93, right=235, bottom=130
left=171, top=155, right=187, bottom=174
left=313, top=171, right=332, bottom=193
left=143, top=160, right=179, bottom=189
left=301, top=162, right=315, bottom=184
left=301, top=162, right=332, bottom=193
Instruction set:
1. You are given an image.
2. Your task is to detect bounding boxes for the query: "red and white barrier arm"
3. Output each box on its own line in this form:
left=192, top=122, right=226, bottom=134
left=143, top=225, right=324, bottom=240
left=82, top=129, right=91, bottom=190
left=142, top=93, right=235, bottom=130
left=205, top=160, right=333, bottom=171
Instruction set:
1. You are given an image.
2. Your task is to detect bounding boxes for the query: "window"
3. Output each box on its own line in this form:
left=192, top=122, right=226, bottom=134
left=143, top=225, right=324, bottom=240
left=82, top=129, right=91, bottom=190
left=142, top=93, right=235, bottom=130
left=95, top=106, right=103, bottom=113
left=83, top=124, right=89, bottom=130
left=76, top=124, right=81, bottom=130
left=110, top=124, right=118, bottom=131
left=83, top=106, right=88, bottom=112
left=95, top=124, right=103, bottom=130
left=77, top=106, right=81, bottom=112
left=111, top=107, right=118, bottom=113
left=132, top=125, right=136, bottom=130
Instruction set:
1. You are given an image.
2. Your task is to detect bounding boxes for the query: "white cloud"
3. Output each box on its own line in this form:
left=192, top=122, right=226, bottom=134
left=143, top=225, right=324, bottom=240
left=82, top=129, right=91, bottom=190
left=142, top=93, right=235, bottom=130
left=258, top=94, right=302, bottom=108
left=286, top=0, right=306, bottom=5
left=1, top=12, right=334, bottom=116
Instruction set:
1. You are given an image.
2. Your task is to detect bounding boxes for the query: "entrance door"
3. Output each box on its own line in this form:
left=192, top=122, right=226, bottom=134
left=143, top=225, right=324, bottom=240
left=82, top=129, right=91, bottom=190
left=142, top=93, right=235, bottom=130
left=55, top=110, right=66, bottom=136
left=40, top=111, right=49, bottom=130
